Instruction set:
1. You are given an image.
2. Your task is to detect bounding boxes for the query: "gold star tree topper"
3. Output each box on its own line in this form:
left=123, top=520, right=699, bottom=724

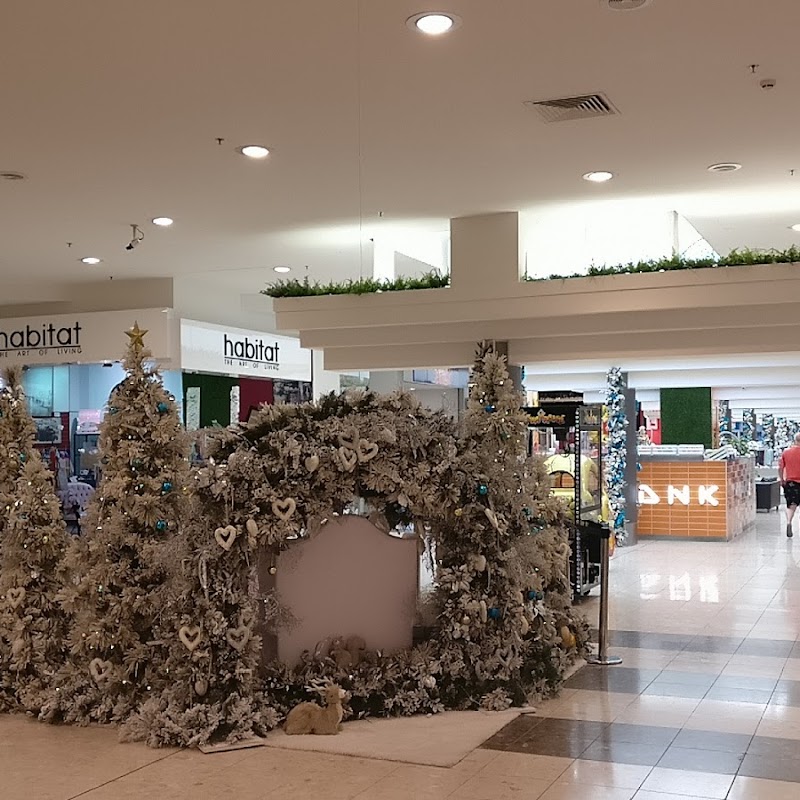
left=125, top=321, right=148, bottom=350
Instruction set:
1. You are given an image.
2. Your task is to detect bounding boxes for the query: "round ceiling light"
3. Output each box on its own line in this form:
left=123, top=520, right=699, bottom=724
left=602, top=0, right=652, bottom=10
left=273, top=266, right=291, bottom=274
left=151, top=216, right=174, bottom=227
left=80, top=257, right=102, bottom=265
left=582, top=170, right=614, bottom=183
left=237, top=145, right=270, bottom=159
left=407, top=12, right=461, bottom=35
left=707, top=162, right=742, bottom=173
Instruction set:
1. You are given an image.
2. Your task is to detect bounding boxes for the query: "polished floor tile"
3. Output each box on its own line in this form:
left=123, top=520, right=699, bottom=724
left=639, top=766, right=735, bottom=798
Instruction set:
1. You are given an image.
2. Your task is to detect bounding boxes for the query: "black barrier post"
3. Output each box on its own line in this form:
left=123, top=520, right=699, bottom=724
left=585, top=522, right=622, bottom=667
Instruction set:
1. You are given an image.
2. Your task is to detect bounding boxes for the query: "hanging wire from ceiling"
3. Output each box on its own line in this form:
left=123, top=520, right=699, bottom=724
left=356, top=0, right=364, bottom=279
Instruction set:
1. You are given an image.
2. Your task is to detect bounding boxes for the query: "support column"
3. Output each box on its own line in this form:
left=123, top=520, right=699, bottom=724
left=368, top=371, right=405, bottom=393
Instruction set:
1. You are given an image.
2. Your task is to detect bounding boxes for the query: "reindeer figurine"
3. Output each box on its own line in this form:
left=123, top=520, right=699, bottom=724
left=284, top=681, right=347, bottom=735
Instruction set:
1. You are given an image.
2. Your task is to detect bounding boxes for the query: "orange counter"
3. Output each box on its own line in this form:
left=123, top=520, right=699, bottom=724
left=637, top=458, right=755, bottom=540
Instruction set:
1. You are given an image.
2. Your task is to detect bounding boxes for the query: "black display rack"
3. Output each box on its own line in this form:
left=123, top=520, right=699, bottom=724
left=573, top=404, right=603, bottom=599
left=525, top=403, right=603, bottom=601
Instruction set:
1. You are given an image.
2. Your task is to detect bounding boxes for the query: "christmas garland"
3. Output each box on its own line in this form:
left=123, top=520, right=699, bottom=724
left=605, top=367, right=627, bottom=544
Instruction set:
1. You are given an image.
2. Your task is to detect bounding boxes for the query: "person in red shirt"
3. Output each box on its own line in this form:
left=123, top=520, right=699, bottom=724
left=778, top=433, right=800, bottom=538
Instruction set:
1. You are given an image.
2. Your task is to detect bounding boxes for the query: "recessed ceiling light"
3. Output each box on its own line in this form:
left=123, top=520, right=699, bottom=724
left=602, top=0, right=652, bottom=10
left=582, top=171, right=614, bottom=183
left=273, top=266, right=291, bottom=274
left=791, top=223, right=800, bottom=232
left=237, top=145, right=270, bottom=159
left=151, top=216, right=174, bottom=227
left=80, top=257, right=102, bottom=265
left=407, top=12, right=461, bottom=35
left=707, top=162, right=742, bottom=173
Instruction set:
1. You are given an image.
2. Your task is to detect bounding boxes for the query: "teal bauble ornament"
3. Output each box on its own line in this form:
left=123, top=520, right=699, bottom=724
left=157, top=401, right=169, bottom=414
left=155, top=520, right=168, bottom=532
left=161, top=481, right=173, bottom=494
left=477, top=484, right=489, bottom=497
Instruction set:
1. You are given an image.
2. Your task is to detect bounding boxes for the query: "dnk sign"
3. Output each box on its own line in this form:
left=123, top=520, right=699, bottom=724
left=638, top=484, right=720, bottom=507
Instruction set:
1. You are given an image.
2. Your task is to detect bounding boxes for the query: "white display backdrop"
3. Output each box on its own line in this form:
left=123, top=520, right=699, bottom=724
left=0, top=308, right=176, bottom=366
left=180, top=319, right=311, bottom=382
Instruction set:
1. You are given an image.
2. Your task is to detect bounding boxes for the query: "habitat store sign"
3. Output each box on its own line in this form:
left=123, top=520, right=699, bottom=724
left=0, top=308, right=175, bottom=366
left=180, top=320, right=312, bottom=382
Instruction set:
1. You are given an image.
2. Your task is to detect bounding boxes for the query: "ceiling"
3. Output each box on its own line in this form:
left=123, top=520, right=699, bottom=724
left=3, top=0, right=800, bottom=308
left=3, top=1, right=800, bottom=416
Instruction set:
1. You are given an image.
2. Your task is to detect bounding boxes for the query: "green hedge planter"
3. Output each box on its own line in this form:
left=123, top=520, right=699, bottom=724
left=531, top=246, right=800, bottom=281
left=263, top=271, right=450, bottom=298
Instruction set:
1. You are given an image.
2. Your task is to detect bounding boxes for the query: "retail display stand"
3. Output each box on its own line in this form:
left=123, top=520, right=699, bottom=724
left=525, top=403, right=603, bottom=601
left=584, top=520, right=623, bottom=667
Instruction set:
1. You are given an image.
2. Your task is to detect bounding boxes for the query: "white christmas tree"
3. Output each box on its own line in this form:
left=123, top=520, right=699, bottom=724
left=0, top=367, right=38, bottom=539
left=0, top=368, right=71, bottom=713
left=42, top=323, right=189, bottom=725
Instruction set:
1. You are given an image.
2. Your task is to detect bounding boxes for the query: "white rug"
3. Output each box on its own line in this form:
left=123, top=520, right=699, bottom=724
left=265, top=708, right=520, bottom=767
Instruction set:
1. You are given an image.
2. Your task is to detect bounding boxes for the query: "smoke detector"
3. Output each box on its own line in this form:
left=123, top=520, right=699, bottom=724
left=602, top=0, right=652, bottom=9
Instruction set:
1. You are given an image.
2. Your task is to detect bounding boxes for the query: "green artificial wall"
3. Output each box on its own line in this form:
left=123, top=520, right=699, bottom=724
left=660, top=387, right=713, bottom=449
left=182, top=373, right=238, bottom=428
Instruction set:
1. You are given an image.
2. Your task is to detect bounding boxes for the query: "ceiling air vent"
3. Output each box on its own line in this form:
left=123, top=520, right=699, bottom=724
left=524, top=93, right=618, bottom=124
left=603, top=0, right=652, bottom=10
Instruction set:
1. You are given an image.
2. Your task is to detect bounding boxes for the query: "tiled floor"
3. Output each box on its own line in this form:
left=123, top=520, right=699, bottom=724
left=481, top=510, right=800, bottom=798
left=2, top=511, right=799, bottom=798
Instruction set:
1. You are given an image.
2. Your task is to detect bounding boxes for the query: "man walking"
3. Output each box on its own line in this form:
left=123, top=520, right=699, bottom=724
left=778, top=432, right=800, bottom=538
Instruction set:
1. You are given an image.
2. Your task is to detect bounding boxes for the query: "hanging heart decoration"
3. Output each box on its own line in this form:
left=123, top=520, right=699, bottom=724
left=479, top=600, right=488, bottom=623
left=338, top=447, right=358, bottom=472
left=337, top=429, right=359, bottom=452
left=357, top=439, right=379, bottom=463
left=520, top=616, right=530, bottom=636
left=89, top=658, right=114, bottom=684
left=214, top=525, right=237, bottom=551
left=271, top=497, right=297, bottom=521
left=226, top=624, right=251, bottom=652
left=194, top=678, right=209, bottom=697
left=179, top=625, right=203, bottom=652
left=245, top=518, right=259, bottom=538
left=6, top=587, right=26, bottom=609
left=304, top=454, right=320, bottom=473
left=484, top=508, right=500, bottom=530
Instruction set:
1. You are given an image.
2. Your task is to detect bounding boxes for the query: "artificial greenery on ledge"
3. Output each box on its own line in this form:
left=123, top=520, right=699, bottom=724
left=531, top=246, right=800, bottom=281
left=263, top=270, right=450, bottom=298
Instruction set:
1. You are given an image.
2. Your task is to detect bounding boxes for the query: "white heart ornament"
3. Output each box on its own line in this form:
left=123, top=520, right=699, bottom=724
left=179, top=625, right=203, bottom=652
left=272, top=497, right=297, bottom=521
left=471, top=554, right=487, bottom=572
left=338, top=447, right=358, bottom=472
left=337, top=429, right=359, bottom=452
left=304, top=454, right=320, bottom=473
left=214, top=525, right=237, bottom=551
left=6, top=587, right=26, bottom=609
left=357, top=439, right=379, bottom=463
left=479, top=600, right=488, bottom=623
left=226, top=625, right=251, bottom=652
left=89, top=658, right=113, bottom=684
left=484, top=508, right=499, bottom=530
left=245, top=518, right=259, bottom=538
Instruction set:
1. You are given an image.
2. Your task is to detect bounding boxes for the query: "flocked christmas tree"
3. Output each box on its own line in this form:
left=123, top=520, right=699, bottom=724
left=434, top=341, right=584, bottom=709
left=0, top=367, right=38, bottom=539
left=121, top=454, right=274, bottom=747
left=0, top=370, right=71, bottom=714
left=42, top=323, right=189, bottom=725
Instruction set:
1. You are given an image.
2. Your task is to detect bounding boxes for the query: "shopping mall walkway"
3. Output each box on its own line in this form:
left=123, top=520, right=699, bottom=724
left=1, top=512, right=798, bottom=799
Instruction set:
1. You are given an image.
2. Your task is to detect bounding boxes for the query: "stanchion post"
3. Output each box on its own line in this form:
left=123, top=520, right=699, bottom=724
left=586, top=522, right=622, bottom=667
